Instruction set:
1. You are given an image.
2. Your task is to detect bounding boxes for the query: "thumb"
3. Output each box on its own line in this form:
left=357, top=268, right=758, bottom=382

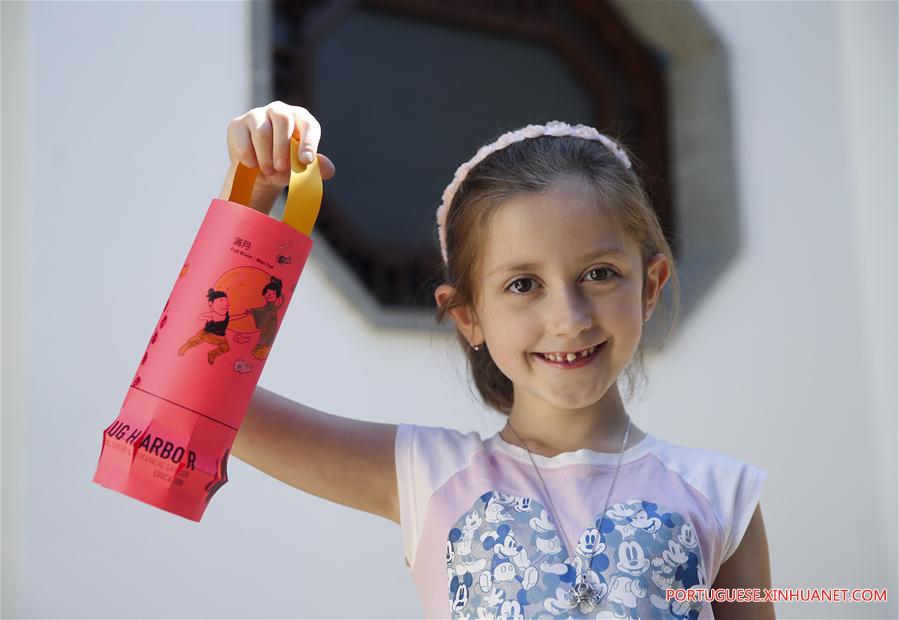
left=316, top=153, right=336, bottom=180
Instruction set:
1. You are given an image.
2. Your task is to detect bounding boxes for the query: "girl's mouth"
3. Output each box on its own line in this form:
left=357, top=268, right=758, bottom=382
left=531, top=342, right=605, bottom=369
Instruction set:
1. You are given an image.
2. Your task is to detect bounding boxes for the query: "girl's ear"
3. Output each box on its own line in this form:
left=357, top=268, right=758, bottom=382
left=435, top=283, right=483, bottom=346
left=644, top=252, right=671, bottom=315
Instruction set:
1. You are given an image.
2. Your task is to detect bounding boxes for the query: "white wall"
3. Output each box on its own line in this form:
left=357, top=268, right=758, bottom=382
left=2, top=1, right=29, bottom=617
left=1, top=1, right=895, bottom=618
left=690, top=3, right=897, bottom=618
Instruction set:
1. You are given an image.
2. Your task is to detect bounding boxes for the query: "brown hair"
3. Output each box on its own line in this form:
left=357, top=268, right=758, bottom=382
left=433, top=132, right=681, bottom=416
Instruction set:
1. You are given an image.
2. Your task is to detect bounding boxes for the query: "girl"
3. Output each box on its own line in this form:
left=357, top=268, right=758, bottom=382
left=226, top=102, right=772, bottom=619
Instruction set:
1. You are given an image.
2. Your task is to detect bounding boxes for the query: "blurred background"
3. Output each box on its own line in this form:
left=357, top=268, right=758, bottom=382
left=2, top=0, right=895, bottom=618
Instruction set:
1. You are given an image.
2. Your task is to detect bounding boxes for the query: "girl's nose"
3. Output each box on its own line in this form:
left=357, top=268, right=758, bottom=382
left=547, top=287, right=592, bottom=336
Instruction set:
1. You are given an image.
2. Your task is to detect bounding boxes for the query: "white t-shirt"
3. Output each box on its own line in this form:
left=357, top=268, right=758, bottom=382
left=395, top=423, right=767, bottom=619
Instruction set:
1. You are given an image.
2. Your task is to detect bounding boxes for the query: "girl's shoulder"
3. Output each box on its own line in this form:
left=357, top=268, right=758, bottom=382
left=395, top=422, right=484, bottom=475
left=394, top=423, right=488, bottom=568
left=648, top=432, right=769, bottom=563
left=649, top=432, right=768, bottom=481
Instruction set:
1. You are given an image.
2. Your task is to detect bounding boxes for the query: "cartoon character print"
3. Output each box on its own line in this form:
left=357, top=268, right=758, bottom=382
left=246, top=276, right=284, bottom=360
left=177, top=288, right=251, bottom=365
left=447, top=492, right=707, bottom=619
left=175, top=275, right=285, bottom=367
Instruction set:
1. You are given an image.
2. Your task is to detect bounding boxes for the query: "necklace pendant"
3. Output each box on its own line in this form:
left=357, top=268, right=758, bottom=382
left=566, top=573, right=601, bottom=609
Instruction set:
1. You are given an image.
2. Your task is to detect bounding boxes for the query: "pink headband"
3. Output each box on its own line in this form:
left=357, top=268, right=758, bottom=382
left=435, top=120, right=632, bottom=266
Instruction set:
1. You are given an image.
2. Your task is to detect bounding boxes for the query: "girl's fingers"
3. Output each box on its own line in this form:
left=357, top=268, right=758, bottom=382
left=227, top=102, right=333, bottom=183
left=247, top=109, right=275, bottom=176
left=267, top=106, right=294, bottom=173
left=227, top=123, right=258, bottom=169
left=292, top=108, right=321, bottom=164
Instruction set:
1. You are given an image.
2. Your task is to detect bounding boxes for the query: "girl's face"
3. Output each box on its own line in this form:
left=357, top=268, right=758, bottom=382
left=464, top=175, right=668, bottom=413
left=264, top=289, right=278, bottom=302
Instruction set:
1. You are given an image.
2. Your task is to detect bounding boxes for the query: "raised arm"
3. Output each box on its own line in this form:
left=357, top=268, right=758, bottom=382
left=220, top=104, right=390, bottom=518
left=232, top=385, right=399, bottom=524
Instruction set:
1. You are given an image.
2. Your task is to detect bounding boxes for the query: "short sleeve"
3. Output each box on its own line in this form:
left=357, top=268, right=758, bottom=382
left=395, top=423, right=426, bottom=569
left=394, top=422, right=483, bottom=570
left=721, top=462, right=768, bottom=564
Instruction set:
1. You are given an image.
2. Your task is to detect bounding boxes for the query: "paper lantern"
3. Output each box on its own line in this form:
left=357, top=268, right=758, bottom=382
left=93, top=138, right=322, bottom=521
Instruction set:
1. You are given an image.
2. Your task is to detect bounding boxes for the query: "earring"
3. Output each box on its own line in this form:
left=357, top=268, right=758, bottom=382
left=470, top=342, right=482, bottom=351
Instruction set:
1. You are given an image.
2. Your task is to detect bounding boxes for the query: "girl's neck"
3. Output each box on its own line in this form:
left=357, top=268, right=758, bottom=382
left=501, top=384, right=644, bottom=457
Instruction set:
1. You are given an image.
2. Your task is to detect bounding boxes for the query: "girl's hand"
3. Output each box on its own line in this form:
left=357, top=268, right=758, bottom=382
left=226, top=101, right=336, bottom=191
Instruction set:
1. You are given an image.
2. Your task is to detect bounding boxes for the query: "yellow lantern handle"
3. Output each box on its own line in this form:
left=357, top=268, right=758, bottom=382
left=227, top=136, right=323, bottom=236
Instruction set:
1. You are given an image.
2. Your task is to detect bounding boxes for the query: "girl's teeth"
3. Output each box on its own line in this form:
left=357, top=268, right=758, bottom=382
left=542, top=345, right=596, bottom=363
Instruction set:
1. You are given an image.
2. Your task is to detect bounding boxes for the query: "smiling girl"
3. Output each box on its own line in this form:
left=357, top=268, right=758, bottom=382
left=227, top=101, right=772, bottom=619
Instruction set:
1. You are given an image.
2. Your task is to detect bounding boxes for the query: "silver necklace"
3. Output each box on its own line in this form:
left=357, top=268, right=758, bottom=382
left=504, top=416, right=632, bottom=612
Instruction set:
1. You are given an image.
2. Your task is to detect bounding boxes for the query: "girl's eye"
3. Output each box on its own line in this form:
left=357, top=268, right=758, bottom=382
left=585, top=266, right=620, bottom=282
left=505, top=267, right=619, bottom=295
left=507, top=278, right=536, bottom=294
